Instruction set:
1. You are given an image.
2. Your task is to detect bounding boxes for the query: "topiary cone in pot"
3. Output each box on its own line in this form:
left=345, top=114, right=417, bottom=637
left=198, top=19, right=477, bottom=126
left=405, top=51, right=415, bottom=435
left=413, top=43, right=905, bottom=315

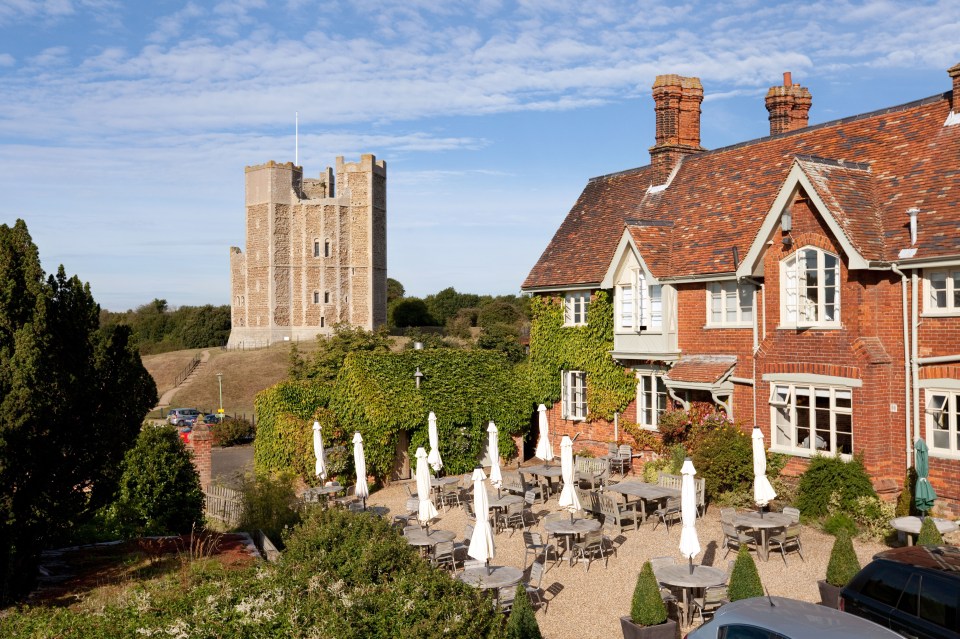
left=620, top=561, right=678, bottom=639
left=818, top=531, right=860, bottom=609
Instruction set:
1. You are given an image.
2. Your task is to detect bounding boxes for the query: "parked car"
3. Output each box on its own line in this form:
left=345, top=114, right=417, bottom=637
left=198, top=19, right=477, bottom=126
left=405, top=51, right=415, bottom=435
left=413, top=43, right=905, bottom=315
left=202, top=413, right=222, bottom=425
left=167, top=408, right=200, bottom=426
left=685, top=596, right=901, bottom=639
left=840, top=544, right=960, bottom=639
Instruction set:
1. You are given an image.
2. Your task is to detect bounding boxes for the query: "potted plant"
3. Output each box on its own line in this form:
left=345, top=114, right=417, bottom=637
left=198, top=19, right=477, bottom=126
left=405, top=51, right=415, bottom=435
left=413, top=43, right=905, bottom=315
left=620, top=561, right=678, bottom=639
left=818, top=531, right=860, bottom=608
left=728, top=545, right=763, bottom=601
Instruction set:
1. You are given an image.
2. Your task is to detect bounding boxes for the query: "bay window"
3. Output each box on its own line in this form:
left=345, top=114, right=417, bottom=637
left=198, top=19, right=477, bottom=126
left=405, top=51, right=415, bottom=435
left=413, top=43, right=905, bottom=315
left=770, top=383, right=853, bottom=456
left=616, top=271, right=662, bottom=331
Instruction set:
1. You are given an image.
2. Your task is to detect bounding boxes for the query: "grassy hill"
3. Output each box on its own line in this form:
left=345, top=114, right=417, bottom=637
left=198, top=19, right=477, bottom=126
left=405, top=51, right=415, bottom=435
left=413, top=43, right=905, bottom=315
left=142, top=340, right=323, bottom=421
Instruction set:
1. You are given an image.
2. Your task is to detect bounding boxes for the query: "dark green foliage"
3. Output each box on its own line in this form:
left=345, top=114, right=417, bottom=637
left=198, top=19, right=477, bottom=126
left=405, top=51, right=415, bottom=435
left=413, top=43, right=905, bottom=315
left=823, top=512, right=859, bottom=537
left=209, top=415, right=254, bottom=446
left=100, top=300, right=231, bottom=355
left=0, top=507, right=504, bottom=638
left=425, top=287, right=482, bottom=327
left=691, top=424, right=754, bottom=499
left=0, top=220, right=157, bottom=602
left=631, top=561, right=668, bottom=626
left=478, top=300, right=524, bottom=328
left=917, top=516, right=944, bottom=545
left=293, top=323, right=391, bottom=382
left=390, top=297, right=435, bottom=327
left=527, top=292, right=635, bottom=421
left=386, top=277, right=405, bottom=304
left=403, top=327, right=456, bottom=350
left=796, top=455, right=876, bottom=518
left=254, top=382, right=333, bottom=484
left=330, top=349, right=532, bottom=478
left=506, top=583, right=542, bottom=639
left=477, top=323, right=525, bottom=363
left=447, top=307, right=479, bottom=338
left=112, top=425, right=204, bottom=537
left=236, top=472, right=302, bottom=547
left=825, top=531, right=861, bottom=587
left=895, top=467, right=919, bottom=517
left=728, top=545, right=764, bottom=601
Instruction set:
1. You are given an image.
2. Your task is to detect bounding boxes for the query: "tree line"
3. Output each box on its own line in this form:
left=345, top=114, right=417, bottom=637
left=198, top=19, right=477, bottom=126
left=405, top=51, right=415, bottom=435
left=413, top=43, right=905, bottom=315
left=100, top=299, right=231, bottom=355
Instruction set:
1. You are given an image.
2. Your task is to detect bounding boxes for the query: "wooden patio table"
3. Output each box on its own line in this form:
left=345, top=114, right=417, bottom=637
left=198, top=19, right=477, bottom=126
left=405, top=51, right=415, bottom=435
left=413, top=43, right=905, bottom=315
left=404, top=528, right=456, bottom=557
left=457, top=565, right=523, bottom=591
left=543, top=516, right=601, bottom=561
left=523, top=464, right=564, bottom=496
left=656, top=564, right=726, bottom=625
left=606, top=481, right=680, bottom=523
left=733, top=511, right=793, bottom=561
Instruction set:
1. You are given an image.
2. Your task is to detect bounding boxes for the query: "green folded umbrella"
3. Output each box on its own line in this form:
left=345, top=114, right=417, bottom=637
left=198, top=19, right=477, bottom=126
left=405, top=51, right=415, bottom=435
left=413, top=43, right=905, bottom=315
left=914, top=438, right=937, bottom=515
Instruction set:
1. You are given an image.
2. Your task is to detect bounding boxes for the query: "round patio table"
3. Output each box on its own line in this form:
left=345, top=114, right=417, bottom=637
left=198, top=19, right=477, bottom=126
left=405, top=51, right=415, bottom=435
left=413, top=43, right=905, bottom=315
left=303, top=483, right=344, bottom=504
left=457, top=565, right=523, bottom=591
left=431, top=476, right=461, bottom=487
left=543, top=517, right=601, bottom=560
left=733, top=511, right=793, bottom=561
left=488, top=493, right=524, bottom=509
left=657, top=564, right=727, bottom=626
left=404, top=528, right=456, bottom=556
left=890, top=516, right=959, bottom=546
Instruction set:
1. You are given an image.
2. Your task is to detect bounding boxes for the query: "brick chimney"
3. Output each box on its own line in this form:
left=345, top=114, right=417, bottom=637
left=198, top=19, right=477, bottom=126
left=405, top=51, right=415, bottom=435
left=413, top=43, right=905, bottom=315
left=649, top=74, right=704, bottom=185
left=765, top=72, right=812, bottom=135
left=949, top=62, right=960, bottom=110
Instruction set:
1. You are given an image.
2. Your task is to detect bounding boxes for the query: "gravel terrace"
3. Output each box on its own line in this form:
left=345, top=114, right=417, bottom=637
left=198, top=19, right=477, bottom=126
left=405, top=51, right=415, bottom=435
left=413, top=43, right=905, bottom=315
left=366, top=469, right=889, bottom=639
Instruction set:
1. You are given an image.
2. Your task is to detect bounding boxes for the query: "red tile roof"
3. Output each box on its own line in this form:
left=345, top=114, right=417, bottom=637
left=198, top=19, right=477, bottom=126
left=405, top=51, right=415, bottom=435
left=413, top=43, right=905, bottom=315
left=522, top=91, right=959, bottom=289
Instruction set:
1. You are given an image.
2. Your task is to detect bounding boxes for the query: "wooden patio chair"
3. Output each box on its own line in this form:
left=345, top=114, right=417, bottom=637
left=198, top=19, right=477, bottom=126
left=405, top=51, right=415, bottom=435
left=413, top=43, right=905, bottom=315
left=693, top=584, right=729, bottom=623
left=769, top=523, right=804, bottom=564
left=721, top=520, right=758, bottom=558
left=652, top=497, right=681, bottom=532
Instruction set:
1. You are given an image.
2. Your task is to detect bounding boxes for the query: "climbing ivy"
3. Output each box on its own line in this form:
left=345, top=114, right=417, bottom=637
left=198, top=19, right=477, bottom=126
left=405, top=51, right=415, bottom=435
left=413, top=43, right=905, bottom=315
left=329, top=349, right=533, bottom=478
left=253, top=380, right=333, bottom=485
left=526, top=291, right=635, bottom=421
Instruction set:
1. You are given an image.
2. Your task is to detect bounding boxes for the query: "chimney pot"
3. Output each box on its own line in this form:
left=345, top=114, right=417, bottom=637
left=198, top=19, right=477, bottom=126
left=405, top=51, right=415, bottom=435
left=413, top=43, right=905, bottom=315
left=766, top=73, right=812, bottom=135
left=649, top=74, right=704, bottom=185
left=948, top=62, right=960, bottom=110
left=783, top=71, right=792, bottom=87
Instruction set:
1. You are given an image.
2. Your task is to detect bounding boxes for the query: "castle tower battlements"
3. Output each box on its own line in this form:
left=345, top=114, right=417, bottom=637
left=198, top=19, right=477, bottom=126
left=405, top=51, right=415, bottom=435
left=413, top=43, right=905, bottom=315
left=227, top=154, right=387, bottom=348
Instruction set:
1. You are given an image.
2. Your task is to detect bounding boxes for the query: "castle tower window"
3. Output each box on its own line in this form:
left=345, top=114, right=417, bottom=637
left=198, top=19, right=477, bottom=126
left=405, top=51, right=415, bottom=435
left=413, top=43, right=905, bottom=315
left=313, top=291, right=320, bottom=304
left=314, top=240, right=320, bottom=257
left=324, top=291, right=330, bottom=303
left=324, top=240, right=331, bottom=257
left=320, top=317, right=325, bottom=328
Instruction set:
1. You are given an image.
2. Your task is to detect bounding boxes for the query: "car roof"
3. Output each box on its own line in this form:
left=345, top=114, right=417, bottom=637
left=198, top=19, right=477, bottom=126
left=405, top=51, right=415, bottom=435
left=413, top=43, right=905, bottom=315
left=708, top=596, right=902, bottom=638
left=873, top=544, right=960, bottom=574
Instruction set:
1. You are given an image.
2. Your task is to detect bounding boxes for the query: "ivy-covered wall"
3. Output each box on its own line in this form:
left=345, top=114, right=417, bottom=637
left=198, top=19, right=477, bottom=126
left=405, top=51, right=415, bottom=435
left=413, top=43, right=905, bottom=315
left=254, top=350, right=533, bottom=484
left=330, top=349, right=532, bottom=478
left=527, top=291, right=635, bottom=421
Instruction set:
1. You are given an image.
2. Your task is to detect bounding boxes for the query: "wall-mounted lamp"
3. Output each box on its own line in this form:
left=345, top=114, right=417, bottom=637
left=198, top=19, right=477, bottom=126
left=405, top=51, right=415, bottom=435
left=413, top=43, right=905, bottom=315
left=907, top=207, right=920, bottom=246
left=413, top=367, right=424, bottom=389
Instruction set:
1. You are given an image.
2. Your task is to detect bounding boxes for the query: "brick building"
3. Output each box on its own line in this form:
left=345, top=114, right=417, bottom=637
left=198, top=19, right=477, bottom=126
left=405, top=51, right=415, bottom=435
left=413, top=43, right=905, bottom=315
left=522, top=64, right=960, bottom=514
left=228, top=155, right=387, bottom=347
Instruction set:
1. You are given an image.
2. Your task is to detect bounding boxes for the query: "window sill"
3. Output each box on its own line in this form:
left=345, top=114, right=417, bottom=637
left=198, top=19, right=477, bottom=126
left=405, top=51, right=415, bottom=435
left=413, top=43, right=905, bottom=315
left=920, top=311, right=960, bottom=319
left=928, top=449, right=960, bottom=461
left=563, top=323, right=588, bottom=328
left=563, top=416, right=587, bottom=422
left=775, top=324, right=843, bottom=331
left=703, top=324, right=753, bottom=330
left=769, top=445, right=851, bottom=461
left=614, top=329, right=664, bottom=335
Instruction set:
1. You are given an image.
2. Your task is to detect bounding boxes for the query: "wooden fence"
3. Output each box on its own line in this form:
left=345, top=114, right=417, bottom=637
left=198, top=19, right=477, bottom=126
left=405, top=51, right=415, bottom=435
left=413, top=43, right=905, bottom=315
left=205, top=484, right=243, bottom=528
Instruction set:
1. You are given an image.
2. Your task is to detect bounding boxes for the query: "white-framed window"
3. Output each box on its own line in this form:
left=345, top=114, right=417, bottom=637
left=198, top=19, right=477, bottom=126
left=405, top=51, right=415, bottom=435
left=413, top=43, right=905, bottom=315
left=925, top=390, right=960, bottom=458
left=616, top=271, right=662, bottom=331
left=781, top=247, right=840, bottom=327
left=923, top=269, right=960, bottom=314
left=564, top=292, right=590, bottom=326
left=770, top=383, right=852, bottom=457
left=637, top=371, right=668, bottom=429
left=707, top=282, right=754, bottom=327
left=561, top=370, right=587, bottom=420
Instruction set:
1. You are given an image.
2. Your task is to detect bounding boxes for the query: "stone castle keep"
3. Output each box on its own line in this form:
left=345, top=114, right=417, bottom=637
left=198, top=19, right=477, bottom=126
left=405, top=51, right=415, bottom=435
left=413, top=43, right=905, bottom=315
left=227, top=154, right=387, bottom=348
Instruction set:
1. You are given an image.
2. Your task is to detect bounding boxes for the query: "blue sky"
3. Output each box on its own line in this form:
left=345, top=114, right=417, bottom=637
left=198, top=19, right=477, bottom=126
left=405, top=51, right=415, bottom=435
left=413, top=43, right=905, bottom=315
left=0, top=1, right=958, bottom=310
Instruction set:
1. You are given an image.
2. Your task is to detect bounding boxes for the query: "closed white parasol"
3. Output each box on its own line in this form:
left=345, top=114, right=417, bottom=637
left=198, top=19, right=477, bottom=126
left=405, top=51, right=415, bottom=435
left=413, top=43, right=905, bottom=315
left=487, top=421, right=502, bottom=488
left=557, top=435, right=581, bottom=517
left=313, top=421, right=327, bottom=481
left=467, top=467, right=495, bottom=569
left=415, top=446, right=439, bottom=524
left=352, top=432, right=369, bottom=506
left=752, top=427, right=777, bottom=511
left=427, top=411, right=443, bottom=473
left=679, top=457, right=701, bottom=572
left=534, top=404, right=554, bottom=463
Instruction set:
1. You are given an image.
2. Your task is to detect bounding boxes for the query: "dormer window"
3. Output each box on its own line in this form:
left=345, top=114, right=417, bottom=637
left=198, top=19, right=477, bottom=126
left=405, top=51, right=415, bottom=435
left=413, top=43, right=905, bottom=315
left=616, top=271, right=662, bottom=331
left=564, top=292, right=590, bottom=326
left=781, top=247, right=840, bottom=328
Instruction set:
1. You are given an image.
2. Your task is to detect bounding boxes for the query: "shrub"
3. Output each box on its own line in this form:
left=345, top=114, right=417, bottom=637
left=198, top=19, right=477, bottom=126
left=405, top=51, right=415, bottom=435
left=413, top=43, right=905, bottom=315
left=728, top=545, right=764, bottom=601
left=111, top=425, right=204, bottom=537
left=236, top=472, right=302, bottom=547
left=446, top=307, right=478, bottom=339
left=895, top=467, right=919, bottom=517
left=796, top=454, right=876, bottom=518
left=823, top=512, right=859, bottom=537
left=506, top=583, right=542, bottom=639
left=210, top=415, right=254, bottom=447
left=850, top=495, right=895, bottom=542
left=917, top=516, right=944, bottom=545
left=630, top=561, right=668, bottom=626
left=692, top=424, right=754, bottom=499
left=825, top=531, right=861, bottom=587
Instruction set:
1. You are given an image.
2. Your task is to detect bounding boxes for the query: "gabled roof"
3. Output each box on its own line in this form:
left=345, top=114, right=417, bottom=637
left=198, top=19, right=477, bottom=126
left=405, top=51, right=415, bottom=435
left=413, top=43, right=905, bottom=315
left=522, top=91, right=959, bottom=290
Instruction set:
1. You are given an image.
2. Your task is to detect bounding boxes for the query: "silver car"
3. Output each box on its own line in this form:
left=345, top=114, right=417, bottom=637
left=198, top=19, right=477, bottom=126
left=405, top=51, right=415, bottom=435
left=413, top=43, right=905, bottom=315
left=685, top=596, right=902, bottom=639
